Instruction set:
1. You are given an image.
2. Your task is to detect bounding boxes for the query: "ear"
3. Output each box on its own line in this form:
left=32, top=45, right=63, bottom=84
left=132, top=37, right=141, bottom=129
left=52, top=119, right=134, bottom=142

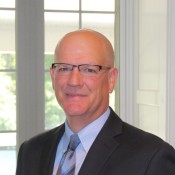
left=108, top=68, right=118, bottom=93
left=50, top=67, right=55, bottom=90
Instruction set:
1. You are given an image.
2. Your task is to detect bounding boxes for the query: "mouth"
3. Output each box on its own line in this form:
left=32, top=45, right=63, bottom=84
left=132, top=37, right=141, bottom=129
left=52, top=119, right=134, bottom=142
left=66, top=93, right=86, bottom=97
left=65, top=91, right=88, bottom=100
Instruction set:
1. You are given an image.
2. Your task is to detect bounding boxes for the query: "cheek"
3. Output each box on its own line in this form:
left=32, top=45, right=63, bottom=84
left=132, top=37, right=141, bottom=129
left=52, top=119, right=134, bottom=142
left=85, top=78, right=99, bottom=92
left=88, top=77, right=109, bottom=97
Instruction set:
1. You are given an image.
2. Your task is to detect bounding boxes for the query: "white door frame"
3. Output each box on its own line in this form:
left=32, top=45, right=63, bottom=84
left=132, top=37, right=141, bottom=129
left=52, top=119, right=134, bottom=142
left=119, top=0, right=175, bottom=147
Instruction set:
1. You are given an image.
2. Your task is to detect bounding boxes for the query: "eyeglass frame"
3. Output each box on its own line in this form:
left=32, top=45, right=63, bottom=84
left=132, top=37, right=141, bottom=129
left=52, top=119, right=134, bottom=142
left=51, top=63, right=111, bottom=75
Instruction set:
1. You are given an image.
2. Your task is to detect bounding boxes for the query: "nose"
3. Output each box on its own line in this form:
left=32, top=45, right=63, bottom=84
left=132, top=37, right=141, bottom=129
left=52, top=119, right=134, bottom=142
left=67, top=67, right=83, bottom=87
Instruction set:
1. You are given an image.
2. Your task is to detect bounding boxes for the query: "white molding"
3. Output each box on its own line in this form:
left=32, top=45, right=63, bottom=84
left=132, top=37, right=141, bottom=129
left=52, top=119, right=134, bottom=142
left=120, top=0, right=175, bottom=147
left=119, top=0, right=135, bottom=124
left=166, top=0, right=175, bottom=147
left=16, top=0, right=45, bottom=150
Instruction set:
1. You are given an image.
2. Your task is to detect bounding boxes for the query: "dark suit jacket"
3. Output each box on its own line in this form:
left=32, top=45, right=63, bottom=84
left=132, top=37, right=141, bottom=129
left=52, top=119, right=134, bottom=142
left=16, top=108, right=175, bottom=175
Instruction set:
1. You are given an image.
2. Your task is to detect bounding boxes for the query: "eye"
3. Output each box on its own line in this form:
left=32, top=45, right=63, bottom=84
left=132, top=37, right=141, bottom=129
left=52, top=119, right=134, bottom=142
left=58, top=67, right=71, bottom=72
left=55, top=66, right=72, bottom=73
left=80, top=65, right=99, bottom=74
left=86, top=68, right=97, bottom=73
left=81, top=67, right=97, bottom=74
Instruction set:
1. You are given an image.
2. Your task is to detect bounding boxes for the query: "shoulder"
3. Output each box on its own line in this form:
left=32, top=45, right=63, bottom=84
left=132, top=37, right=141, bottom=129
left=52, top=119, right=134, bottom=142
left=121, top=123, right=175, bottom=173
left=20, top=124, right=65, bottom=151
left=108, top=107, right=174, bottom=152
left=107, top=108, right=175, bottom=172
left=122, top=121, right=172, bottom=150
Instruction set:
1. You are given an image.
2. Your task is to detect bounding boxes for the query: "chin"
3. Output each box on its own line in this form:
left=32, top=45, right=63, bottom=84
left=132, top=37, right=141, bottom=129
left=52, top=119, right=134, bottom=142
left=64, top=105, right=87, bottom=117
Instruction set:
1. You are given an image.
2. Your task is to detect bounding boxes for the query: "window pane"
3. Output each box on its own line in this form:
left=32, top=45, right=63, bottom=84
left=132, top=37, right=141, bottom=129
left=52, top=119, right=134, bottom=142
left=0, top=133, right=16, bottom=175
left=45, top=72, right=65, bottom=130
left=44, top=0, right=79, bottom=10
left=45, top=53, right=65, bottom=130
left=45, top=12, right=79, bottom=52
left=0, top=54, right=15, bottom=69
left=109, top=91, right=115, bottom=110
left=0, top=0, right=15, bottom=8
left=45, top=54, right=54, bottom=69
left=82, top=13, right=115, bottom=46
left=82, top=0, right=115, bottom=11
left=0, top=132, right=16, bottom=147
left=0, top=7, right=16, bottom=175
left=0, top=11, right=15, bottom=52
left=0, top=72, right=16, bottom=131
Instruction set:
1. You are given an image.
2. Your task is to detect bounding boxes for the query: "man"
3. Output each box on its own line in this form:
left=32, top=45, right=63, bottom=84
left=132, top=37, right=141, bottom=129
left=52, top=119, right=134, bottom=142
left=16, top=29, right=175, bottom=175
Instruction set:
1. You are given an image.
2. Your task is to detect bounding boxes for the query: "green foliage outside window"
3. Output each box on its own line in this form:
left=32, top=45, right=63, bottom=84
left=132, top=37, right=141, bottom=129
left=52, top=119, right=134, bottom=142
left=0, top=54, right=16, bottom=131
left=45, top=54, right=65, bottom=130
left=0, top=54, right=65, bottom=131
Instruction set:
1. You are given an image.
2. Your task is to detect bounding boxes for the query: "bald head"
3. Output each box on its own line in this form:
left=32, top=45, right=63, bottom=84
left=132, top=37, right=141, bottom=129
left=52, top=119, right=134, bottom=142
left=54, top=29, right=115, bottom=66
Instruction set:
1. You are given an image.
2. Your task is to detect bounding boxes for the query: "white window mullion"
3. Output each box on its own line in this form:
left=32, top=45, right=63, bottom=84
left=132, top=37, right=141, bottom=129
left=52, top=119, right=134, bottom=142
left=16, top=0, right=45, bottom=150
left=167, top=0, right=175, bottom=147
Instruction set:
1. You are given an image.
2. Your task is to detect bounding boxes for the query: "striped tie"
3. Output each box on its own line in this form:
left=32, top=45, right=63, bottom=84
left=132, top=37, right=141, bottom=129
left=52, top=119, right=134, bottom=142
left=56, top=134, right=80, bottom=175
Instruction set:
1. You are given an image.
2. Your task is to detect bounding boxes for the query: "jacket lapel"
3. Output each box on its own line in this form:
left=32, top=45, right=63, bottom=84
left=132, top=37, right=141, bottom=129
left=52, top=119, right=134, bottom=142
left=78, top=109, right=123, bottom=175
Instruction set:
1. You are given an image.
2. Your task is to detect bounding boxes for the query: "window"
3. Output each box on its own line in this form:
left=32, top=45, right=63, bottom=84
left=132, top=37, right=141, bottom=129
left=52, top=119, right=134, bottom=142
left=0, top=1, right=16, bottom=175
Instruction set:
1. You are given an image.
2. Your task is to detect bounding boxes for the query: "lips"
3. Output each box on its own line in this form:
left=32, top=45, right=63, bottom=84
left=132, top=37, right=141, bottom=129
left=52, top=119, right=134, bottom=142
left=66, top=93, right=86, bottom=97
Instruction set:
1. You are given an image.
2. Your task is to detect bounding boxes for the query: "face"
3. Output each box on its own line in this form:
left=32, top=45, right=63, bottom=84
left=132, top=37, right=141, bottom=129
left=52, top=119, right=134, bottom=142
left=50, top=31, right=117, bottom=124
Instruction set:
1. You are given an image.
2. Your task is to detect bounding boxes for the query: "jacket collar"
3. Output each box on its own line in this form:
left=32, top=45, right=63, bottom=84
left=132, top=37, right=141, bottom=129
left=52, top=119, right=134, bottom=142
left=39, top=124, right=65, bottom=175
left=78, top=108, right=123, bottom=175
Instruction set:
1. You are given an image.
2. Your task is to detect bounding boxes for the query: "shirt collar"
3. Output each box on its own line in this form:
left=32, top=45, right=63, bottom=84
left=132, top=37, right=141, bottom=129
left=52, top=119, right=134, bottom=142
left=79, top=108, right=110, bottom=152
left=65, top=108, right=110, bottom=153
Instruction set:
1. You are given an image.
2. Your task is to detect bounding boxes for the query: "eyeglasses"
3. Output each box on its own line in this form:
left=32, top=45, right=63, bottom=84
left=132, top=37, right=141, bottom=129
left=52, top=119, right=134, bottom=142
left=51, top=63, right=111, bottom=76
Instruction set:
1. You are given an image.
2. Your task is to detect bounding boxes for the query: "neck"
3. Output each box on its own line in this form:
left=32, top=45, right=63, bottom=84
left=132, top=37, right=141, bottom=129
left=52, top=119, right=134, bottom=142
left=66, top=107, right=109, bottom=132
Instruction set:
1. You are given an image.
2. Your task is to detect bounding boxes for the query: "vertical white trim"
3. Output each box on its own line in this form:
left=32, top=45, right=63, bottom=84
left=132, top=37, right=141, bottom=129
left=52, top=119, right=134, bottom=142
left=114, top=0, right=120, bottom=114
left=16, top=0, right=44, bottom=150
left=167, top=0, right=175, bottom=147
left=120, top=0, right=175, bottom=147
left=120, top=0, right=135, bottom=124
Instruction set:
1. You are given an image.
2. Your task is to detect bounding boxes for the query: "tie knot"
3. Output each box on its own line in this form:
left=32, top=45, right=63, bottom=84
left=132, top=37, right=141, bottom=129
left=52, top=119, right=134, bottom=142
left=68, top=134, right=80, bottom=151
